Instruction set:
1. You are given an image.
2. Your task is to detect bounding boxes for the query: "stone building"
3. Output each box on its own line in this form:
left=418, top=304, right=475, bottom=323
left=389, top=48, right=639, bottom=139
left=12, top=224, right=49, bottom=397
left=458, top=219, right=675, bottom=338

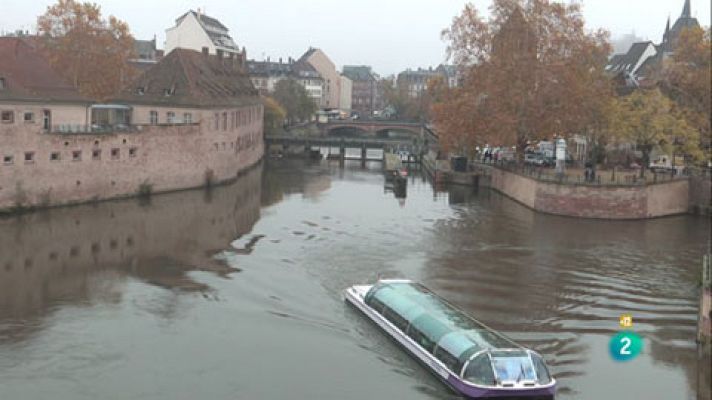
left=396, top=67, right=441, bottom=98
left=339, top=74, right=352, bottom=115
left=246, top=57, right=325, bottom=108
left=165, top=9, right=245, bottom=61
left=298, top=48, right=342, bottom=110
left=0, top=38, right=263, bottom=211
left=130, top=37, right=164, bottom=72
left=435, top=65, right=460, bottom=88
left=290, top=59, right=325, bottom=107
left=342, top=65, right=382, bottom=117
left=246, top=58, right=293, bottom=94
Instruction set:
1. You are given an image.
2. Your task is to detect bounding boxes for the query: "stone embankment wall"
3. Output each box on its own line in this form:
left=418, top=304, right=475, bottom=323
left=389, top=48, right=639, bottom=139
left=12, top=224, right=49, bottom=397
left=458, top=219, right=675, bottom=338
left=689, top=173, right=712, bottom=215
left=485, top=168, right=690, bottom=219
left=0, top=115, right=263, bottom=212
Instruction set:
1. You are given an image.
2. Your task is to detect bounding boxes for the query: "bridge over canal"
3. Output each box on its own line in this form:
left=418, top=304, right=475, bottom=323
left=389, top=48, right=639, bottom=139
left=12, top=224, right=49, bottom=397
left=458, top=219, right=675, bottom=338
left=318, top=120, right=425, bottom=138
left=264, top=120, right=439, bottom=163
left=264, top=134, right=423, bottom=162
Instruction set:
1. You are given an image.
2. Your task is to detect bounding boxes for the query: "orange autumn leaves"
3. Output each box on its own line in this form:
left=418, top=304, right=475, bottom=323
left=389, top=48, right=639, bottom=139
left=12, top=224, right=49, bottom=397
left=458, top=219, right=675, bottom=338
left=434, top=0, right=612, bottom=156
left=37, top=0, right=136, bottom=101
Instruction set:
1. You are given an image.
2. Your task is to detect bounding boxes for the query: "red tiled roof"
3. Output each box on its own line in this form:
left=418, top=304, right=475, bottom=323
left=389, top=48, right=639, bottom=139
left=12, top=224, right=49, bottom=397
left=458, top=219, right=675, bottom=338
left=0, top=37, right=89, bottom=104
left=115, top=48, right=259, bottom=108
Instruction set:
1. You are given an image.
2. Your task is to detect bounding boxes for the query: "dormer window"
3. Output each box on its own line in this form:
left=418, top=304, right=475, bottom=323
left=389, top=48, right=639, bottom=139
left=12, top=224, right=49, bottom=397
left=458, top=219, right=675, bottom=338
left=137, top=86, right=145, bottom=95
left=163, top=86, right=176, bottom=97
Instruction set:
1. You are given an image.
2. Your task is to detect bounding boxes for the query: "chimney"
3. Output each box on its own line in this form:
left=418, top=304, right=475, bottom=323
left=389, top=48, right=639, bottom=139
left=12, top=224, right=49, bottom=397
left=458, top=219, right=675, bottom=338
left=279, top=57, right=283, bottom=64
left=216, top=49, right=224, bottom=60
left=202, top=47, right=209, bottom=56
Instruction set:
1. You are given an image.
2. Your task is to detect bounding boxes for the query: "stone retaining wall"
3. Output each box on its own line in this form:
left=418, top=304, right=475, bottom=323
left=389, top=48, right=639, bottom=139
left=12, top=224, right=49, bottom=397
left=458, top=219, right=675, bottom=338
left=0, top=118, right=263, bottom=212
left=689, top=173, right=712, bottom=215
left=485, top=167, right=690, bottom=219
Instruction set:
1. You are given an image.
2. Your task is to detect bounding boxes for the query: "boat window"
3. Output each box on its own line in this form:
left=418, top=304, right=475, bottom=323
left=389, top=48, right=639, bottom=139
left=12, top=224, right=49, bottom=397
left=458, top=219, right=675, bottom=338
left=456, top=345, right=482, bottom=375
left=433, top=347, right=460, bottom=373
left=382, top=305, right=409, bottom=331
left=531, top=352, right=552, bottom=385
left=365, top=282, right=522, bottom=364
left=366, top=295, right=386, bottom=313
left=463, top=353, right=496, bottom=386
left=407, top=325, right=435, bottom=352
left=489, top=351, right=536, bottom=384
left=408, top=314, right=451, bottom=353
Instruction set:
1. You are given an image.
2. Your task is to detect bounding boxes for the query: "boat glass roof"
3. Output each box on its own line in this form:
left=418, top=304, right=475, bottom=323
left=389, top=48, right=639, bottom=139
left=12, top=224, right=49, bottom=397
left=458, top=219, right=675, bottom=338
left=366, top=282, right=518, bottom=360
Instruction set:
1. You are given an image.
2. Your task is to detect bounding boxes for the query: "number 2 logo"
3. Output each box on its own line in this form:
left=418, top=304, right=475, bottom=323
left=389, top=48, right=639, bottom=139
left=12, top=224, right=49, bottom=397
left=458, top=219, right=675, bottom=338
left=610, top=333, right=642, bottom=361
left=619, top=337, right=632, bottom=355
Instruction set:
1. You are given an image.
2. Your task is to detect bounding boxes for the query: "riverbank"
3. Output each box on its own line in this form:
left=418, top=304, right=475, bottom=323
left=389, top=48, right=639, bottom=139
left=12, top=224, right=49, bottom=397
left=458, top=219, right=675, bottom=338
left=0, top=123, right=264, bottom=216
left=422, top=153, right=710, bottom=219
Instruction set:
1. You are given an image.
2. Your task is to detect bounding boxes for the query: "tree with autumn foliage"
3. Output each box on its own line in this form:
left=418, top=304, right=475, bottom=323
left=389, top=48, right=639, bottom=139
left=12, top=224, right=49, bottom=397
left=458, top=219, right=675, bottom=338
left=37, top=0, right=136, bottom=101
left=436, top=0, right=612, bottom=159
left=272, top=79, right=317, bottom=125
left=661, top=26, right=711, bottom=161
left=262, top=96, right=287, bottom=134
left=610, top=89, right=701, bottom=177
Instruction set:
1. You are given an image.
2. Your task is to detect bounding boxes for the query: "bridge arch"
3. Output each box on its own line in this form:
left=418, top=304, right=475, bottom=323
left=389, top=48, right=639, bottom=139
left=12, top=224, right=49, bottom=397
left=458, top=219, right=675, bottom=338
left=375, top=128, right=421, bottom=140
left=327, top=126, right=370, bottom=137
left=322, top=121, right=422, bottom=138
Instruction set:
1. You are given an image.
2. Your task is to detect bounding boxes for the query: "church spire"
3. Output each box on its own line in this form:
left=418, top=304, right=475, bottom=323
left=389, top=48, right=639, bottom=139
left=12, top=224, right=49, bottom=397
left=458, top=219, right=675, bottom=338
left=681, top=0, right=691, bottom=18
left=664, top=16, right=670, bottom=38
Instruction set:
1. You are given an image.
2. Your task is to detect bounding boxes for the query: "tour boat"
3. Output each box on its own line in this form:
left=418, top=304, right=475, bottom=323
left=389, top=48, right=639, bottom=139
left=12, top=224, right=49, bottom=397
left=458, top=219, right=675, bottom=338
left=344, top=280, right=557, bottom=399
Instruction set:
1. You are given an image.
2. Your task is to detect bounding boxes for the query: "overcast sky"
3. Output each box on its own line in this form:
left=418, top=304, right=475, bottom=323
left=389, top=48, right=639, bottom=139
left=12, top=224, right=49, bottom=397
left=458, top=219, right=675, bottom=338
left=2, top=0, right=709, bottom=75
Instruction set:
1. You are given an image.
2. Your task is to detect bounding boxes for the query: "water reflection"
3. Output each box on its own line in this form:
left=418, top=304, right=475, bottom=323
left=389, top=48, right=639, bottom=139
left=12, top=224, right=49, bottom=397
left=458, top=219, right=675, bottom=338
left=420, top=190, right=708, bottom=398
left=0, top=165, right=262, bottom=342
left=0, top=159, right=708, bottom=400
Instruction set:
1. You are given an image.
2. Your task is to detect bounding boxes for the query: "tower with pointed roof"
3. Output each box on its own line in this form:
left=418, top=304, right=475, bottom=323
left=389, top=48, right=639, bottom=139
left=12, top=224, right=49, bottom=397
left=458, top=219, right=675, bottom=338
left=661, top=0, right=700, bottom=53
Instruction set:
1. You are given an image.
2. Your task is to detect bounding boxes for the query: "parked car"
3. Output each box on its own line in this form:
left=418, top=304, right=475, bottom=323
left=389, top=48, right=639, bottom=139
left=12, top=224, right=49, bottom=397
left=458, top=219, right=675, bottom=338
left=649, top=154, right=688, bottom=175
left=524, top=152, right=544, bottom=166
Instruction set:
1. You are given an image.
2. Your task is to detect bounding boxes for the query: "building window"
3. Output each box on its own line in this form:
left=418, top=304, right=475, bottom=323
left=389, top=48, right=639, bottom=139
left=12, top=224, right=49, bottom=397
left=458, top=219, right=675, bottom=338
left=214, top=113, right=219, bottom=130
left=129, top=147, right=137, bottom=158
left=72, top=150, right=82, bottom=161
left=167, top=112, right=176, bottom=124
left=149, top=111, right=158, bottom=125
left=1, top=111, right=13, bottom=123
left=24, top=152, right=34, bottom=163
left=42, top=110, right=51, bottom=131
left=183, top=113, right=192, bottom=124
left=111, top=148, right=120, bottom=160
left=0, top=77, right=5, bottom=90
left=24, top=112, right=34, bottom=123
left=50, top=152, right=61, bottom=161
left=92, top=149, right=101, bottom=160
left=223, top=112, right=228, bottom=131
left=3, top=155, right=14, bottom=165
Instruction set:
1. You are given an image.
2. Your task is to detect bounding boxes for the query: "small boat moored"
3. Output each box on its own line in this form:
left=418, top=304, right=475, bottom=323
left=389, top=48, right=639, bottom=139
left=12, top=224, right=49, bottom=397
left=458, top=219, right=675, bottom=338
left=344, top=280, right=556, bottom=399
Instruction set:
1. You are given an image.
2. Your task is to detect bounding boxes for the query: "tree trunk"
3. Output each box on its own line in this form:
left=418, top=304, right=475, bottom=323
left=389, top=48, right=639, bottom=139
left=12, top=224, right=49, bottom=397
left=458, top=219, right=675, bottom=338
left=516, top=126, right=529, bottom=164
left=640, top=148, right=650, bottom=178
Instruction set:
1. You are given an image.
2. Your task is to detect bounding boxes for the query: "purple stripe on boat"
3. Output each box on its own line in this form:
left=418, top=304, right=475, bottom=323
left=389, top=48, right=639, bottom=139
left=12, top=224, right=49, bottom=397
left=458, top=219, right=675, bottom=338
left=446, top=374, right=556, bottom=398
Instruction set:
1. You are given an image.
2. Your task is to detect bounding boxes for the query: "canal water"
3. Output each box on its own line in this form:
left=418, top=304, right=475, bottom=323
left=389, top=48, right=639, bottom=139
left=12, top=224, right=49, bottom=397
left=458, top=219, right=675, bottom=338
left=0, top=159, right=709, bottom=400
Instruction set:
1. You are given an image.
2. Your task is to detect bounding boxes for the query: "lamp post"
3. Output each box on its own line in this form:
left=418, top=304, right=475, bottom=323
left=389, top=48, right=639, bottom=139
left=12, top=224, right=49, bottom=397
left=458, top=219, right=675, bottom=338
left=555, top=137, right=566, bottom=176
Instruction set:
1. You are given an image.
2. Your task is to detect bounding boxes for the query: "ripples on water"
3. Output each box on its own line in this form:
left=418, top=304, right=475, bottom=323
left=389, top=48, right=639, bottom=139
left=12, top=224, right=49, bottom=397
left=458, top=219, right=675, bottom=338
left=0, top=159, right=709, bottom=400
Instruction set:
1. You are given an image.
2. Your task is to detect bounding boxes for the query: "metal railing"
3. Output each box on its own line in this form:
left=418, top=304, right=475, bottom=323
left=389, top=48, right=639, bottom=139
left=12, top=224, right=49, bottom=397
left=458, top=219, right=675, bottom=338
left=476, top=161, right=691, bottom=186
left=49, top=122, right=200, bottom=135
